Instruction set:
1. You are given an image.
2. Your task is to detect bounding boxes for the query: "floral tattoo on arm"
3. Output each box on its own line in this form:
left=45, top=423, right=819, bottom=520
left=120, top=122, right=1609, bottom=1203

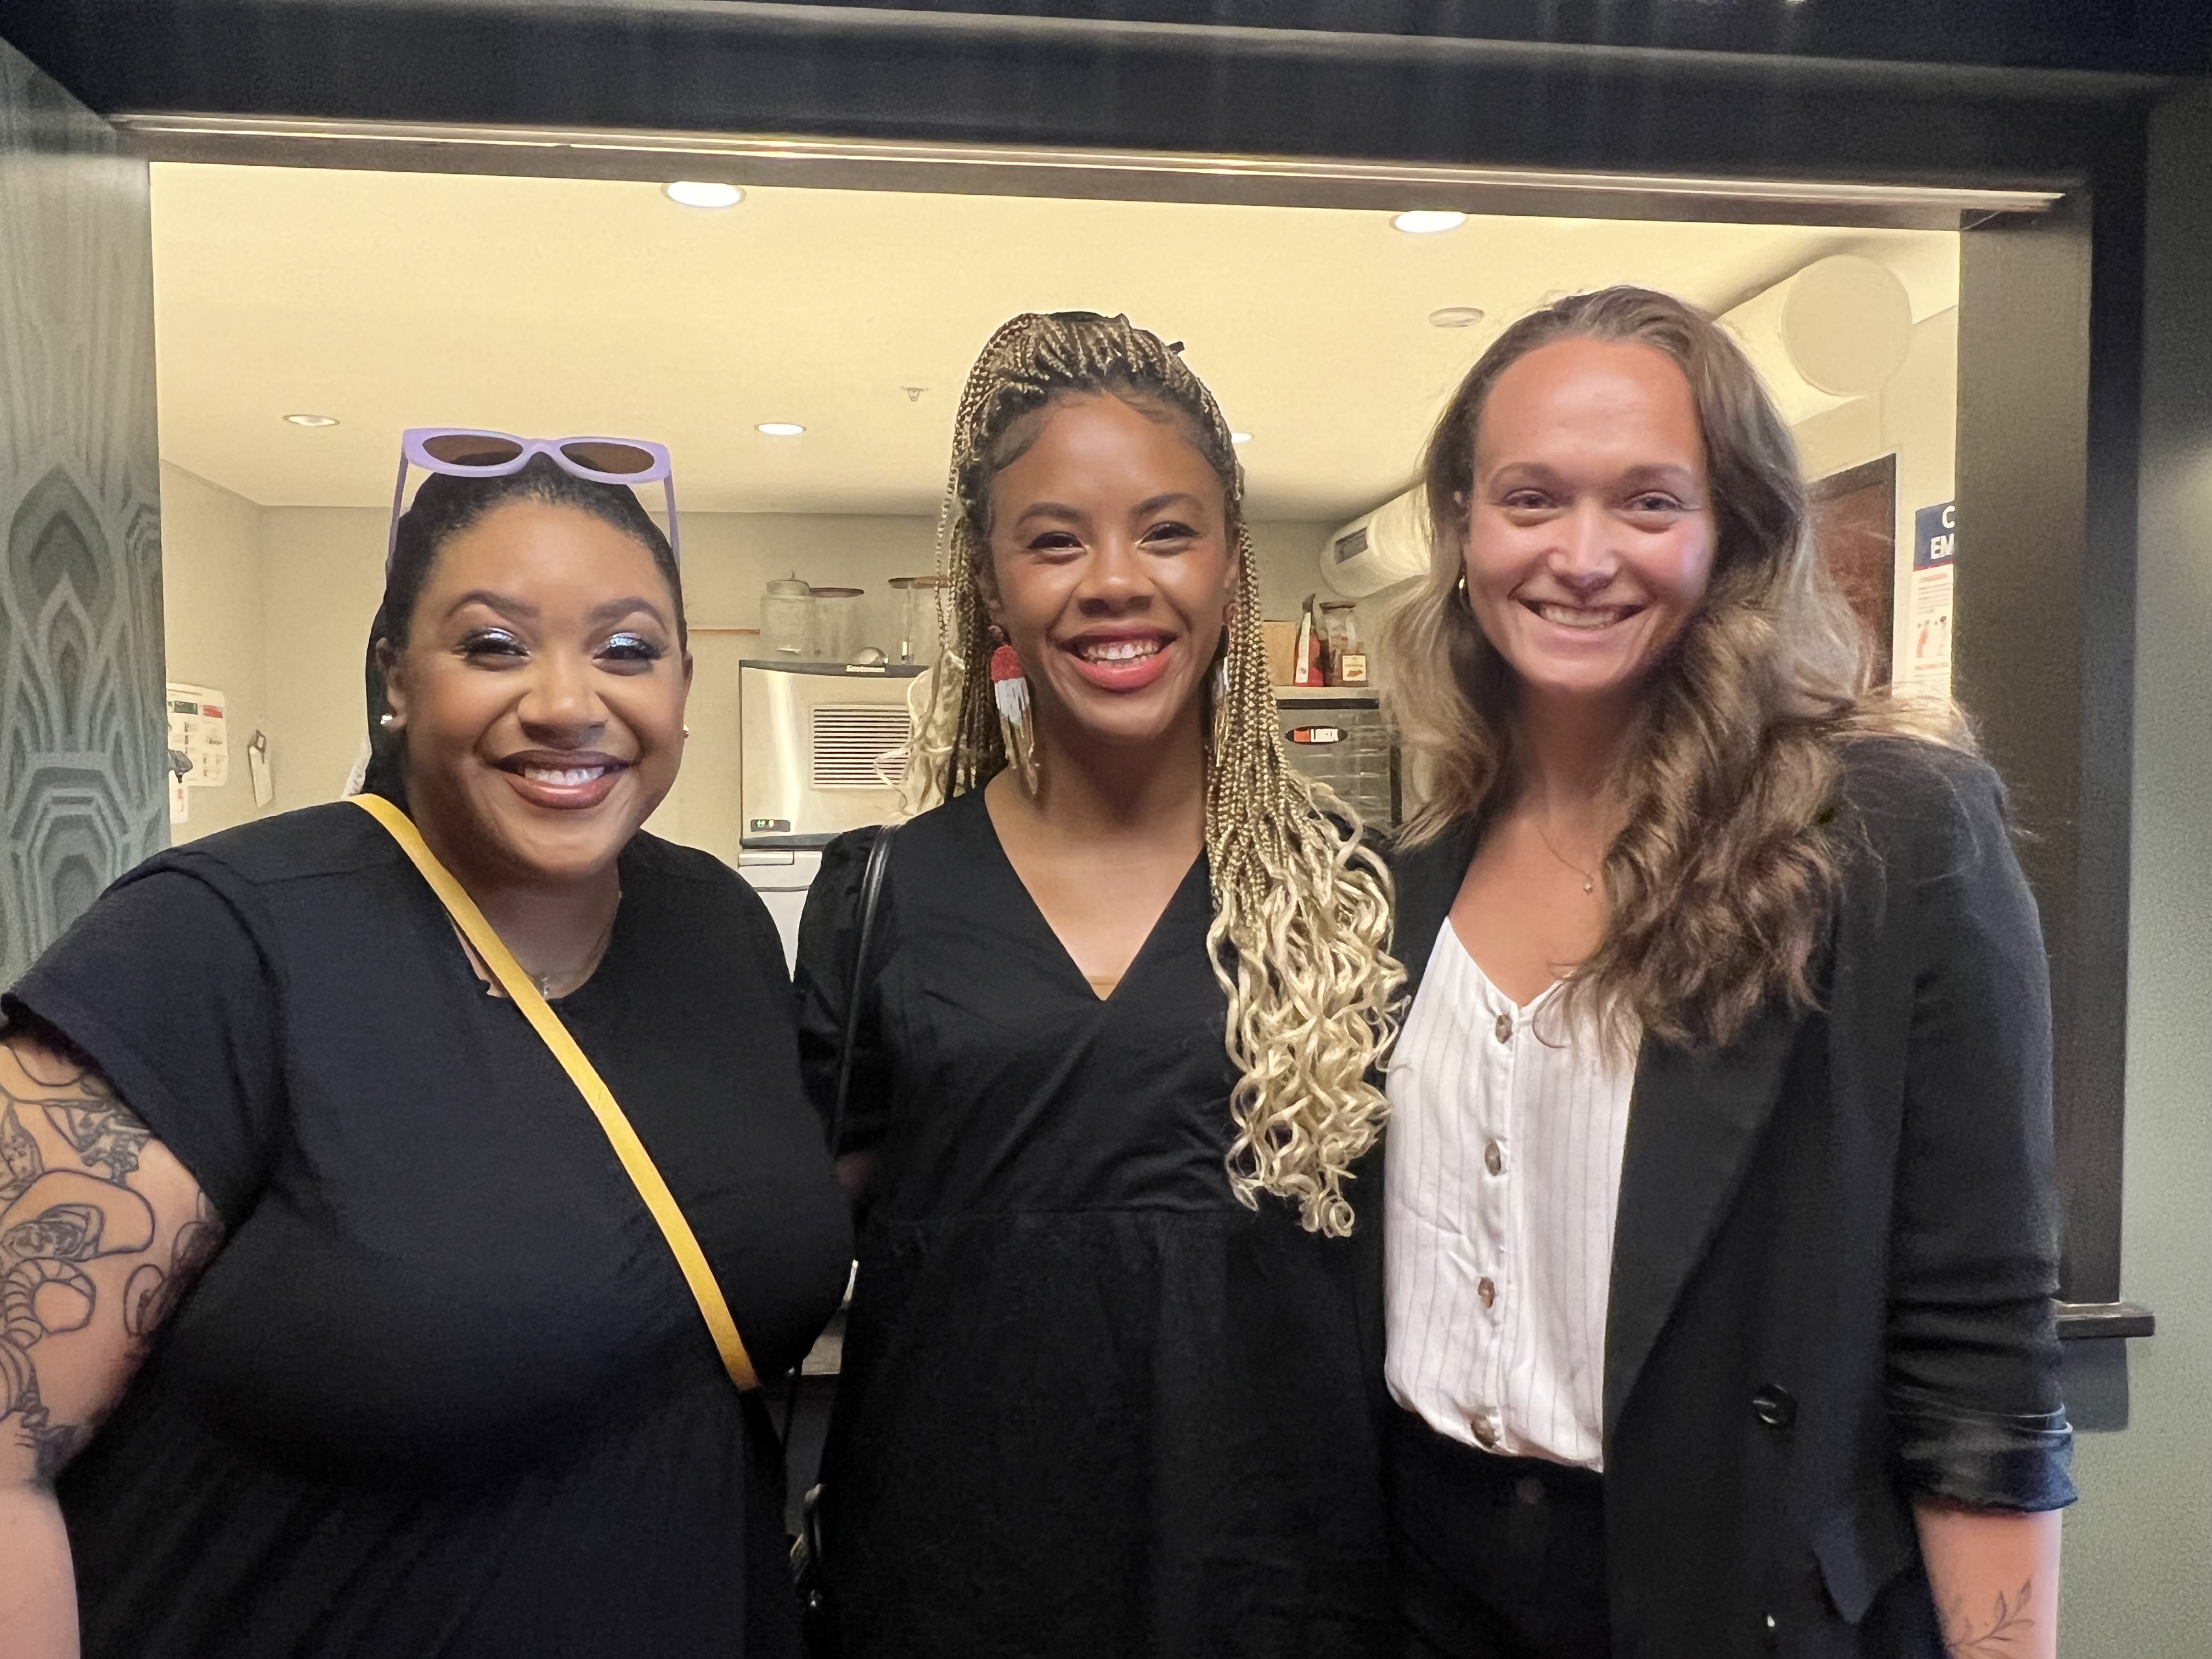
left=1, top=1042, right=223, bottom=1480
left=1938, top=1580, right=2036, bottom=1658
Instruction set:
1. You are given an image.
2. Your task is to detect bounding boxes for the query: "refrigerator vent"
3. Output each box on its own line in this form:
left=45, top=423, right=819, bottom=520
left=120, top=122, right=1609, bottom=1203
left=811, top=704, right=912, bottom=789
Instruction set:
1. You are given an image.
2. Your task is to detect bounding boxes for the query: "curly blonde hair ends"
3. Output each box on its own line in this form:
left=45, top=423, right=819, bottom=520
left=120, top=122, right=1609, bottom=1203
left=1388, top=285, right=1963, bottom=1049
left=906, top=311, right=1402, bottom=1235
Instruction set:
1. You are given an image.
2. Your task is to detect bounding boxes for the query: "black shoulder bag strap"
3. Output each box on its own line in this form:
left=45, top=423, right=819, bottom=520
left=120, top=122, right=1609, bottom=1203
left=794, top=821, right=898, bottom=1655
left=825, top=821, right=899, bottom=1158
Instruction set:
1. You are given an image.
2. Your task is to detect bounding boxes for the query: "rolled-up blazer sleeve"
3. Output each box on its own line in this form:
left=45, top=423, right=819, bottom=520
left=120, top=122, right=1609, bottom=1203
left=1882, top=757, right=2076, bottom=1511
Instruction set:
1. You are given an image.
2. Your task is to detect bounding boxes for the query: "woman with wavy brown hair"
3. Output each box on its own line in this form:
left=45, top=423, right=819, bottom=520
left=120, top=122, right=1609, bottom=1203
left=1380, top=286, right=2072, bottom=1658
left=794, top=311, right=1402, bottom=1658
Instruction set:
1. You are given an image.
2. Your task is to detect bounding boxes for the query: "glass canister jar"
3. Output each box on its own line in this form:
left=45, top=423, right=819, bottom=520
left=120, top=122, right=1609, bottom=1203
left=888, top=574, right=947, bottom=665
left=761, top=575, right=814, bottom=657
left=810, top=586, right=867, bottom=664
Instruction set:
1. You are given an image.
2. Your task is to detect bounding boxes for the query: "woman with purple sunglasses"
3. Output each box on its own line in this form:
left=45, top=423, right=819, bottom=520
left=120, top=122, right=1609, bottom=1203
left=0, top=432, right=851, bottom=1657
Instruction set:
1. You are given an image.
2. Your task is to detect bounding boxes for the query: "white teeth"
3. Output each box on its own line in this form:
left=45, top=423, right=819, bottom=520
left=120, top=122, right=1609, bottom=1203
left=1535, top=603, right=1628, bottom=631
left=523, top=765, right=608, bottom=786
left=1077, top=638, right=1165, bottom=663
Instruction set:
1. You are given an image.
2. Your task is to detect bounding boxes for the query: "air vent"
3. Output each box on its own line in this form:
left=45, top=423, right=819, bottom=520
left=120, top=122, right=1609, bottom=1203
left=1333, top=526, right=1369, bottom=564
left=811, top=704, right=911, bottom=789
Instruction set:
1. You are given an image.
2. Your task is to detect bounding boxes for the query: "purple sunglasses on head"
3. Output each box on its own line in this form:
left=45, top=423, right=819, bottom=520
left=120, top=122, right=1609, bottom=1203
left=388, top=427, right=681, bottom=569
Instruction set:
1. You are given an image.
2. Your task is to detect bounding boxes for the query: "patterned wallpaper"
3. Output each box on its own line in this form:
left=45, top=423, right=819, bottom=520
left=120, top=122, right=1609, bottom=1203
left=0, top=40, right=166, bottom=988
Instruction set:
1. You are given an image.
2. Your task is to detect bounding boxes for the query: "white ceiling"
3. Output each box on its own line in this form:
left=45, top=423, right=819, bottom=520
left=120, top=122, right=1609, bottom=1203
left=149, top=164, right=1955, bottom=522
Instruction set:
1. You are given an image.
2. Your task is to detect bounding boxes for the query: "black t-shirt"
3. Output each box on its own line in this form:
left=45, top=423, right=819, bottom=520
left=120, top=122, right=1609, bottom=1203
left=4, top=802, right=851, bottom=1659
left=794, top=788, right=1396, bottom=1659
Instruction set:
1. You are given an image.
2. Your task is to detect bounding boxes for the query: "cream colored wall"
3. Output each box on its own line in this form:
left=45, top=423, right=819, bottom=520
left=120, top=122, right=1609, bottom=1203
left=257, top=505, right=390, bottom=810
left=1792, top=306, right=1960, bottom=684
left=159, top=501, right=1338, bottom=864
left=159, top=462, right=269, bottom=842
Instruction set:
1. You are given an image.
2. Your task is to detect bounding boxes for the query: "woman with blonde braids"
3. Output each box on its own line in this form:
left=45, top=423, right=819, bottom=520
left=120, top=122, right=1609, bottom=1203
left=793, top=311, right=1402, bottom=1658
left=1380, top=286, right=2072, bottom=1657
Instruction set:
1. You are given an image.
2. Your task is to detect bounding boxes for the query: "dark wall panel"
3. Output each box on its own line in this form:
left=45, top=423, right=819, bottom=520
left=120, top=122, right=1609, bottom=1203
left=0, top=0, right=2166, bottom=190
left=0, top=38, right=166, bottom=987
left=1954, top=148, right=2143, bottom=1305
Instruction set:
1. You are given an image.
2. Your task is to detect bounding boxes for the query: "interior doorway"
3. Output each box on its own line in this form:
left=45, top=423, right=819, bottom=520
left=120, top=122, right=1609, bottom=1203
left=143, top=157, right=1978, bottom=872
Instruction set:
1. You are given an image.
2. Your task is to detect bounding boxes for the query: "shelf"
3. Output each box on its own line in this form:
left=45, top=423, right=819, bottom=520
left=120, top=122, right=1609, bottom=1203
left=2054, top=1300, right=2156, bottom=1340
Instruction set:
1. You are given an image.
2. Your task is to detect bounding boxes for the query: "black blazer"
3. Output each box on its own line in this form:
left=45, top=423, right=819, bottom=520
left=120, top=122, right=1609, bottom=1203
left=1386, top=737, right=2074, bottom=1658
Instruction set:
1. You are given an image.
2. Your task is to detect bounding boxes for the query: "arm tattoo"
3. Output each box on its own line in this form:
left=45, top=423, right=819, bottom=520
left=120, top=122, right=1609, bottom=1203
left=1939, top=1579, right=2036, bottom=1658
left=1, top=1052, right=222, bottom=1480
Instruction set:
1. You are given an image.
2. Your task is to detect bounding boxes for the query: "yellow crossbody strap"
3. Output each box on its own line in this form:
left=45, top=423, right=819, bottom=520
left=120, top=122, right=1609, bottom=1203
left=350, top=792, right=759, bottom=1392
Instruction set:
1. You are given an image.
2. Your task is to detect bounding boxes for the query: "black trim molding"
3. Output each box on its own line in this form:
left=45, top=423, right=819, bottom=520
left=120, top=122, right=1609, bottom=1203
left=2055, top=1301, right=2157, bottom=1341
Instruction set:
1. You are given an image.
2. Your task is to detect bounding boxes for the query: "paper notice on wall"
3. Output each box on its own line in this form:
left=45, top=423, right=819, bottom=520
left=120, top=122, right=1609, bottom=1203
left=1904, top=503, right=1955, bottom=697
left=166, top=684, right=230, bottom=788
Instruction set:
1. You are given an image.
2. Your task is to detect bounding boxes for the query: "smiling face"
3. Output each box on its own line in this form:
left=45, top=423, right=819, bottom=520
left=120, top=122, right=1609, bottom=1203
left=381, top=499, right=691, bottom=885
left=1463, top=336, right=1717, bottom=715
left=981, top=392, right=1236, bottom=755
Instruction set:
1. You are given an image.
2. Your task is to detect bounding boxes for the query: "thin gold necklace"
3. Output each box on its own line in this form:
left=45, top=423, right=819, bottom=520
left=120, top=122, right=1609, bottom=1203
left=1529, top=815, right=1600, bottom=895
left=454, top=897, right=620, bottom=1000
left=529, top=907, right=619, bottom=998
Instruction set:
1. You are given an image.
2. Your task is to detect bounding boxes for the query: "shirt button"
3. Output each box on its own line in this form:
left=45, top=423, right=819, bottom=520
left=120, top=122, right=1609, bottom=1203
left=1484, top=1140, right=1504, bottom=1176
left=1752, top=1384, right=1798, bottom=1430
left=1471, top=1413, right=1500, bottom=1449
left=1494, top=1012, right=1514, bottom=1044
left=1477, top=1277, right=1496, bottom=1309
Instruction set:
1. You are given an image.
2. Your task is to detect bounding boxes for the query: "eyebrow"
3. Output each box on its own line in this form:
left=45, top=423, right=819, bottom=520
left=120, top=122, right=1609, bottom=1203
left=444, top=591, right=671, bottom=628
left=1483, top=461, right=1702, bottom=490
left=447, top=590, right=537, bottom=622
left=1013, top=492, right=1209, bottom=528
left=1131, top=492, right=1207, bottom=518
left=1615, top=464, right=1703, bottom=490
left=588, top=595, right=671, bottom=628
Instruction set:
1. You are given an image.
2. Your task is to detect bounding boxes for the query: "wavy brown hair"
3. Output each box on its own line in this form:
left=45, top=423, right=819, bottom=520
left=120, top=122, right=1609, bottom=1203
left=1387, top=284, right=1965, bottom=1049
left=902, top=311, right=1402, bottom=1235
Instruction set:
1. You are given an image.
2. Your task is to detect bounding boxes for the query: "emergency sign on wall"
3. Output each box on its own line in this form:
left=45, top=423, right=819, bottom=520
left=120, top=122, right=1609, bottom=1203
left=1906, top=503, right=1955, bottom=697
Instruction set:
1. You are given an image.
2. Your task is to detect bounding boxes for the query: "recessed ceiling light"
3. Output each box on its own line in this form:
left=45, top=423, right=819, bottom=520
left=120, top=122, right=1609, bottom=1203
left=1231, top=432, right=1253, bottom=445
left=1393, top=210, right=1466, bottom=235
left=664, top=180, right=744, bottom=209
left=757, top=422, right=805, bottom=437
left=1429, top=306, right=1487, bottom=328
left=284, top=413, right=338, bottom=427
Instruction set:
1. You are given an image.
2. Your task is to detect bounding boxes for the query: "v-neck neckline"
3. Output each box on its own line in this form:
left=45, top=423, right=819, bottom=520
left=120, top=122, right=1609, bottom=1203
left=1440, top=914, right=1566, bottom=1021
left=970, top=789, right=1207, bottom=1005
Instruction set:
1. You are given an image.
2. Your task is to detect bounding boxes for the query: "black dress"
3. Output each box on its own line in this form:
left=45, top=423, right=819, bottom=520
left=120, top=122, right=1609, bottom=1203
left=794, top=786, right=1396, bottom=1659
left=3, top=803, right=853, bottom=1659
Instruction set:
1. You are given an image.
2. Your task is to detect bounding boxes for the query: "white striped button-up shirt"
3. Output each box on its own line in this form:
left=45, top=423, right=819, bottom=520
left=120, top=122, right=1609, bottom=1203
left=1384, top=918, right=1637, bottom=1470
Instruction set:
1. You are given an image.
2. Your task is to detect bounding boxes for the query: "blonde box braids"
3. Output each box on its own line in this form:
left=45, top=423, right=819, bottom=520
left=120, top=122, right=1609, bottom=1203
left=900, top=312, right=1403, bottom=1237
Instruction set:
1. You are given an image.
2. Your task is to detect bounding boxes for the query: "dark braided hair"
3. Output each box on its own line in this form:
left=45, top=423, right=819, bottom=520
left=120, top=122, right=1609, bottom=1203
left=360, top=453, right=684, bottom=803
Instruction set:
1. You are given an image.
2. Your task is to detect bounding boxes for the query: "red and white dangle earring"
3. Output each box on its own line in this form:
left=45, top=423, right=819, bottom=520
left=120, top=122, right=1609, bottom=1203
left=990, top=629, right=1041, bottom=794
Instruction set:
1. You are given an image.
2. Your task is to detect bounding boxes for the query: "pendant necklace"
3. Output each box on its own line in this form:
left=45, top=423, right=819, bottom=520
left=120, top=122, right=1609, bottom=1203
left=531, top=906, right=619, bottom=999
left=1530, top=816, right=1600, bottom=895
